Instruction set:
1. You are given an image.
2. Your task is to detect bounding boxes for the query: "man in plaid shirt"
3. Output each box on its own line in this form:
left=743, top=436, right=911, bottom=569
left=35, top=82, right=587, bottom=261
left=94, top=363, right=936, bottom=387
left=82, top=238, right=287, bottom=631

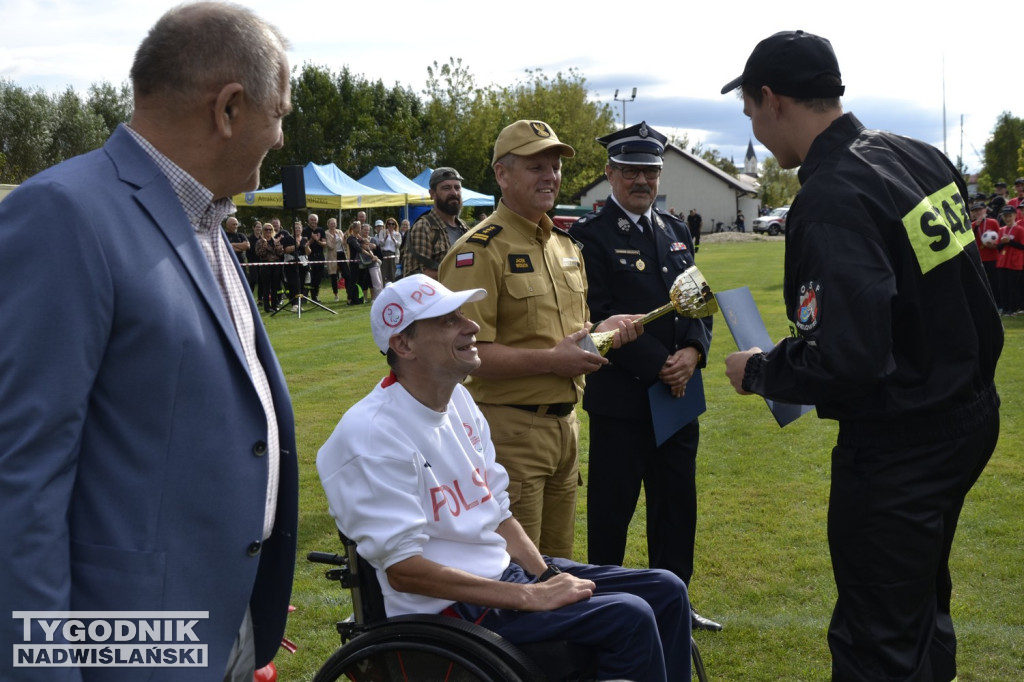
left=402, top=167, right=468, bottom=278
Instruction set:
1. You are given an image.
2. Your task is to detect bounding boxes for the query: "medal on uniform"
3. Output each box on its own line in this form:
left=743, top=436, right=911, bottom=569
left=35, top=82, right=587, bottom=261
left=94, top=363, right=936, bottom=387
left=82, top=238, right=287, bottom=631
left=582, top=265, right=719, bottom=355
left=636, top=259, right=646, bottom=271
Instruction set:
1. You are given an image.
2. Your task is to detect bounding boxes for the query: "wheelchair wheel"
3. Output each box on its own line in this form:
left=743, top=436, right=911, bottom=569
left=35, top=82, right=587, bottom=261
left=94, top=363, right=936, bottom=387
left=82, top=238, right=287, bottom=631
left=313, top=615, right=544, bottom=682
left=691, top=636, right=709, bottom=682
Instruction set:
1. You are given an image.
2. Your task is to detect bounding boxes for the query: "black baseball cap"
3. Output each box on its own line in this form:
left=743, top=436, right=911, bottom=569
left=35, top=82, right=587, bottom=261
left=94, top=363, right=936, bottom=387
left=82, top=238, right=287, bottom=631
left=721, top=30, right=846, bottom=98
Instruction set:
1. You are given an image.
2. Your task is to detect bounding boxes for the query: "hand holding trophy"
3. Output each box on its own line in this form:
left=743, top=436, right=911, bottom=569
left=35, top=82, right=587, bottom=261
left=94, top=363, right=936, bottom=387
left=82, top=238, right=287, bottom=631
left=586, top=265, right=718, bottom=356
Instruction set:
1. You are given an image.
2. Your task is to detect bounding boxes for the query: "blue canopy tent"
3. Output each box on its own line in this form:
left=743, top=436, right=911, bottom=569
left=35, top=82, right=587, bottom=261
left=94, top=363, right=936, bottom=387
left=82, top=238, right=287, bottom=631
left=358, top=166, right=432, bottom=206
left=411, top=169, right=495, bottom=207
left=233, top=162, right=404, bottom=209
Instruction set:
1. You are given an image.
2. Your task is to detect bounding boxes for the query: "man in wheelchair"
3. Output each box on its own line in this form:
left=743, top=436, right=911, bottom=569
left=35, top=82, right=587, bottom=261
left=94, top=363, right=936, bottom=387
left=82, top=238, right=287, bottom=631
left=317, top=274, right=691, bottom=681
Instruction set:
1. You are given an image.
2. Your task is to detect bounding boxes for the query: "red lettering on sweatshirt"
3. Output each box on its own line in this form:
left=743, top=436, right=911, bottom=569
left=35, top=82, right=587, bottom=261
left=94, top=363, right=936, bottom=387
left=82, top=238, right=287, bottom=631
left=429, top=468, right=493, bottom=521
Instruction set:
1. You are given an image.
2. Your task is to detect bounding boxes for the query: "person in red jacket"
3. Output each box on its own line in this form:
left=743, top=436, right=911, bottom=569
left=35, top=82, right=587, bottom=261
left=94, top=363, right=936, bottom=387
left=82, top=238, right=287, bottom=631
left=972, top=199, right=1003, bottom=306
left=995, top=204, right=1024, bottom=315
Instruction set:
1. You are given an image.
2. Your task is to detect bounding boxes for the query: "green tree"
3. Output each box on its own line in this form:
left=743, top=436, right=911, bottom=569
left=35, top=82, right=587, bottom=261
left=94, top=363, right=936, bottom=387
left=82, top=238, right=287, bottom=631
left=698, top=148, right=739, bottom=176
left=269, top=64, right=427, bottom=187
left=667, top=131, right=691, bottom=150
left=48, top=87, right=107, bottom=168
left=494, top=68, right=616, bottom=203
left=0, top=81, right=53, bottom=183
left=421, top=62, right=616, bottom=203
left=982, top=112, right=1023, bottom=185
left=758, top=156, right=800, bottom=208
left=272, top=63, right=345, bottom=180
left=87, top=81, right=133, bottom=137
left=421, top=58, right=501, bottom=194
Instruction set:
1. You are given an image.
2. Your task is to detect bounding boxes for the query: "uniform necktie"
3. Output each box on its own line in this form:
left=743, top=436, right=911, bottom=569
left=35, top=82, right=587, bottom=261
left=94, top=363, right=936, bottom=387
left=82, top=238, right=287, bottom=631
left=639, top=214, right=655, bottom=243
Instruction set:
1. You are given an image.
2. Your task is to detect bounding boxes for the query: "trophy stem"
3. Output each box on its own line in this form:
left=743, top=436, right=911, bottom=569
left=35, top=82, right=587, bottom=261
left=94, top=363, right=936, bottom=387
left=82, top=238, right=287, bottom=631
left=639, top=303, right=675, bottom=326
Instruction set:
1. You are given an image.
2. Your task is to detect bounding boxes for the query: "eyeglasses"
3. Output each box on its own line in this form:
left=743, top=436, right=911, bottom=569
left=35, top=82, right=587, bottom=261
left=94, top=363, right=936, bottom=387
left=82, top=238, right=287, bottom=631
left=611, top=164, right=662, bottom=181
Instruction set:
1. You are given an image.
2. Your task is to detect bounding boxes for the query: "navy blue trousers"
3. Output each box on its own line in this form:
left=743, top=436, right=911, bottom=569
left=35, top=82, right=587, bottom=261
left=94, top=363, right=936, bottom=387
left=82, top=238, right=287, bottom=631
left=447, top=559, right=691, bottom=682
left=588, top=415, right=699, bottom=584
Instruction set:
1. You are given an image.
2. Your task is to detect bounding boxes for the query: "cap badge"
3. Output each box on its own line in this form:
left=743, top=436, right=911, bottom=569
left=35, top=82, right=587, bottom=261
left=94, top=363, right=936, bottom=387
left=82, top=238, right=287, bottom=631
left=530, top=121, right=552, bottom=139
left=639, top=122, right=649, bottom=138
left=382, top=303, right=404, bottom=329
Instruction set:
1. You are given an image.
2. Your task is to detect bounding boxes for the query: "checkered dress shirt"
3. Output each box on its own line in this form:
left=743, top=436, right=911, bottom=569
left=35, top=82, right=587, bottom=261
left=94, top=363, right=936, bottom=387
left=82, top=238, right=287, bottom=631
left=126, top=126, right=280, bottom=540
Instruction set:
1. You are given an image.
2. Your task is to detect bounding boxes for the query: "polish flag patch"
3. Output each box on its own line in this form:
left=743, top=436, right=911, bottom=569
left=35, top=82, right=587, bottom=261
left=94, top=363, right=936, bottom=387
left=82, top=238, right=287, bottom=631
left=456, top=252, right=475, bottom=268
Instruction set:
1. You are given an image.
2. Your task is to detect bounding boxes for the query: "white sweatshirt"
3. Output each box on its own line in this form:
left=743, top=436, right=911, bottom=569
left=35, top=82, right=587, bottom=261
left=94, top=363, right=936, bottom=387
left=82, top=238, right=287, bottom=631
left=317, top=376, right=512, bottom=616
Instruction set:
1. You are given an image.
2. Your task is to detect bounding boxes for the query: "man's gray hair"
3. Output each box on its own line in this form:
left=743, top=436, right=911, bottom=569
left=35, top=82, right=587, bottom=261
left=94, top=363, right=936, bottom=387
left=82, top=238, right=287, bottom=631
left=494, top=153, right=518, bottom=169
left=130, top=2, right=290, bottom=111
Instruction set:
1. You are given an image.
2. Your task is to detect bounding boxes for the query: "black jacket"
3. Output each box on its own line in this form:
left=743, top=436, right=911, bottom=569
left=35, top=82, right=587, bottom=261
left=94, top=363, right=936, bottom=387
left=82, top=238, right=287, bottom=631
left=744, top=113, right=1002, bottom=445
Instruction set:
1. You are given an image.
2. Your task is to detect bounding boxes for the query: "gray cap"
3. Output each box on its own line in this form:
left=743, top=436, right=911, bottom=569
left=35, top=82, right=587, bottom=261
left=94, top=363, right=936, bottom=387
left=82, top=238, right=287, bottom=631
left=429, top=167, right=464, bottom=188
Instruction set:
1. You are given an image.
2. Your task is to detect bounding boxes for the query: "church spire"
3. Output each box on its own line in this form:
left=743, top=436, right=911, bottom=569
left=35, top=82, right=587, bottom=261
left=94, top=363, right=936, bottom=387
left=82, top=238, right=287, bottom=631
left=744, top=140, right=758, bottom=176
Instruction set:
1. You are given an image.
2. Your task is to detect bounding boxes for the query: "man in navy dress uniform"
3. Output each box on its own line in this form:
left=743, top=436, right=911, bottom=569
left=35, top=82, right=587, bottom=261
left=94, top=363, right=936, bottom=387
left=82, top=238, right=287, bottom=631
left=569, top=122, right=720, bottom=631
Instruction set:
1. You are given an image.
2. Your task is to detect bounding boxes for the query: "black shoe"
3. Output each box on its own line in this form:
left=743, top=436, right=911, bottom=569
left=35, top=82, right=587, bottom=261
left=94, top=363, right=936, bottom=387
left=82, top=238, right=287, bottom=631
left=691, top=609, right=722, bottom=632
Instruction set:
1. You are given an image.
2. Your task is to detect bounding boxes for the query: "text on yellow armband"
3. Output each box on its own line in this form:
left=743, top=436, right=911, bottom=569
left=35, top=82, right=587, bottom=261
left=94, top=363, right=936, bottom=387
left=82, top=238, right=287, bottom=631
left=902, top=182, right=973, bottom=274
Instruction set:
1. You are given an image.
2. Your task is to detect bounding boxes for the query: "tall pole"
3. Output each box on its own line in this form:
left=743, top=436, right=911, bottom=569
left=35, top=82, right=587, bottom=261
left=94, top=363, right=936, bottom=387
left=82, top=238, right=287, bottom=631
left=613, top=87, right=637, bottom=129
left=960, top=114, right=964, bottom=174
left=941, top=55, right=947, bottom=157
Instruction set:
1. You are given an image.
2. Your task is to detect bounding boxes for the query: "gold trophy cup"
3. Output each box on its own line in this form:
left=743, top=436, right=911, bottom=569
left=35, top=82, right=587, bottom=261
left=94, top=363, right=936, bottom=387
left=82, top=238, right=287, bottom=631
left=586, top=264, right=718, bottom=356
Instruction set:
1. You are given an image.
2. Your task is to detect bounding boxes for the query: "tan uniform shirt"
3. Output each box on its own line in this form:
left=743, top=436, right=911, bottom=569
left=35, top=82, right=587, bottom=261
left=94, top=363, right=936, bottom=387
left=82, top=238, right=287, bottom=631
left=439, top=200, right=590, bottom=405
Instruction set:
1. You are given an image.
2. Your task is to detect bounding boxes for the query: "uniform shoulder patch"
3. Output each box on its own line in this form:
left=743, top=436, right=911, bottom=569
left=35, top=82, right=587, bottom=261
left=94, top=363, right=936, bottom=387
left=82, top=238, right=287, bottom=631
left=795, top=281, right=822, bottom=333
left=467, top=224, right=503, bottom=246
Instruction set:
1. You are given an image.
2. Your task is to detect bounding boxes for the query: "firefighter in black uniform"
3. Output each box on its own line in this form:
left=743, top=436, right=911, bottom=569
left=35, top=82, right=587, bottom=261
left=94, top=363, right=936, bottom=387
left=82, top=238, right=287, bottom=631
left=569, top=122, right=719, bottom=632
left=722, top=31, right=1003, bottom=681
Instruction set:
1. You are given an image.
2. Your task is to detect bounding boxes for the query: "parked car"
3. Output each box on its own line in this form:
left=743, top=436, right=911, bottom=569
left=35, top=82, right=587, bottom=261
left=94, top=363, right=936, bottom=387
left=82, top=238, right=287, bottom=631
left=752, top=206, right=790, bottom=236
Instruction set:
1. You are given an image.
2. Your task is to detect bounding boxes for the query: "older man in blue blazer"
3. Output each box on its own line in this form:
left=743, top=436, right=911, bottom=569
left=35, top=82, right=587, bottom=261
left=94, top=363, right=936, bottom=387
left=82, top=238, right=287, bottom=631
left=0, top=4, right=297, bottom=681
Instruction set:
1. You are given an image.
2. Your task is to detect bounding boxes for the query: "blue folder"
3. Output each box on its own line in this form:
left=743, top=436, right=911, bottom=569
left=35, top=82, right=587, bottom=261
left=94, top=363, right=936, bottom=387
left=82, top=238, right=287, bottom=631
left=649, top=369, right=706, bottom=447
left=716, top=287, right=814, bottom=427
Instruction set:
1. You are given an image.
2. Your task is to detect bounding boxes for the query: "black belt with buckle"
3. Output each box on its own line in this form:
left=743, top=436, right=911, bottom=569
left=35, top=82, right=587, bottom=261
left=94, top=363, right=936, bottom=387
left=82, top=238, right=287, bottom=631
left=506, top=403, right=574, bottom=418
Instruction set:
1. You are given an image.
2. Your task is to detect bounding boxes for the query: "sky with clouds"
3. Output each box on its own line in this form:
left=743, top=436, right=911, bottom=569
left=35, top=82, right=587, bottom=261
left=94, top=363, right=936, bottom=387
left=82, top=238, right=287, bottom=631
left=3, top=0, right=1013, bottom=177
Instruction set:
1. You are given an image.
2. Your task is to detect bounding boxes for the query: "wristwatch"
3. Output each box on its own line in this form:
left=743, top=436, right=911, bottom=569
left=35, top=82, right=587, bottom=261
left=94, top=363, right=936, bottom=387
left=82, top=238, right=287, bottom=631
left=538, top=563, right=562, bottom=582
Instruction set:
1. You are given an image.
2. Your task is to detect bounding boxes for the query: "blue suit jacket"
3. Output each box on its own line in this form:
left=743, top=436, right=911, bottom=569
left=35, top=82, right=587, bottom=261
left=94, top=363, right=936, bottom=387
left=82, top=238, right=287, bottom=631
left=0, top=126, right=298, bottom=680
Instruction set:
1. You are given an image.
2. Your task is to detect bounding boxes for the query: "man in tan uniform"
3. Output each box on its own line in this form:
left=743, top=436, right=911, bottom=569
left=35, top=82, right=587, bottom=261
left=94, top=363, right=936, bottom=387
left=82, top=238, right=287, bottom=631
left=440, top=120, right=641, bottom=559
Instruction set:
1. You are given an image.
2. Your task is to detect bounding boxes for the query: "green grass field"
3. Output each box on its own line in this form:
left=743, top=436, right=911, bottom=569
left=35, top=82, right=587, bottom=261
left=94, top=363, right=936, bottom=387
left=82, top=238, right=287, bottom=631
left=265, top=237, right=1024, bottom=680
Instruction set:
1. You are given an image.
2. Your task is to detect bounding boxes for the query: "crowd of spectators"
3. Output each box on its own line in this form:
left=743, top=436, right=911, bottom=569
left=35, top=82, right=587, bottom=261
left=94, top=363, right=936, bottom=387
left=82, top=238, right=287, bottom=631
left=230, top=211, right=414, bottom=310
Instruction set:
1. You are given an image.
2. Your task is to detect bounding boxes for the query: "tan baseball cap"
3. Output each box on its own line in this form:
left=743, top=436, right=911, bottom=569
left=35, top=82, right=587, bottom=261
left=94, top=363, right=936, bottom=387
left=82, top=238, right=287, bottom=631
left=491, top=120, right=576, bottom=166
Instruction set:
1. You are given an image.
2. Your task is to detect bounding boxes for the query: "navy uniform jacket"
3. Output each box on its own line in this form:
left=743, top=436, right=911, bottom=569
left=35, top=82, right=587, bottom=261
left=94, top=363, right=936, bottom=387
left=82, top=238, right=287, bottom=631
left=570, top=199, right=712, bottom=419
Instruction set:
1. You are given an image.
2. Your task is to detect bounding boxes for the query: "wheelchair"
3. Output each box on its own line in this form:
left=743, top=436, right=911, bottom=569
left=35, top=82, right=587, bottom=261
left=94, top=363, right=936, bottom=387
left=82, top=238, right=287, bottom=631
left=308, top=533, right=709, bottom=681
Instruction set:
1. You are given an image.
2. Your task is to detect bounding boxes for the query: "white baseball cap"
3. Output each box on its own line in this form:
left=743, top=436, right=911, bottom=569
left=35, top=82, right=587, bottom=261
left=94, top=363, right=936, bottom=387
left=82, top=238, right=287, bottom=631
left=370, top=274, right=487, bottom=353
